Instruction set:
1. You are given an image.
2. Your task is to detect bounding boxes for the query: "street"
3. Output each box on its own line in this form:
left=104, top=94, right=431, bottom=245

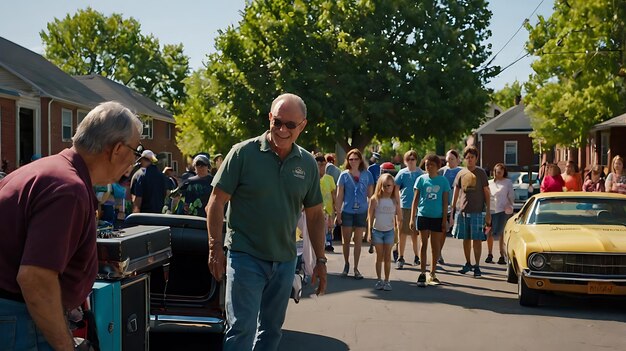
left=152, top=237, right=626, bottom=350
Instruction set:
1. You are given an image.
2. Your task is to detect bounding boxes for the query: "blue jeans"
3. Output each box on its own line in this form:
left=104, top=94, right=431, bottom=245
left=224, top=251, right=297, bottom=351
left=0, top=298, right=54, bottom=350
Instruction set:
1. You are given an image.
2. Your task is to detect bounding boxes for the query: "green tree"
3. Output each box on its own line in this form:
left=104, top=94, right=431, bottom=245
left=40, top=7, right=190, bottom=112
left=524, top=0, right=626, bottom=148
left=491, top=80, right=522, bottom=110
left=178, top=0, right=495, bottom=155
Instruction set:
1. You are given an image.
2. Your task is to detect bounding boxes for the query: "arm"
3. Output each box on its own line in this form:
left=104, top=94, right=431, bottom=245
left=132, top=195, right=142, bottom=213
left=450, top=186, right=460, bottom=225
left=304, top=204, right=327, bottom=295
left=483, top=185, right=492, bottom=225
left=17, top=265, right=74, bottom=351
left=335, top=184, right=344, bottom=225
left=206, top=187, right=231, bottom=282
left=410, top=188, right=419, bottom=231
left=605, top=174, right=614, bottom=192
left=441, top=190, right=449, bottom=233
left=367, top=197, right=377, bottom=242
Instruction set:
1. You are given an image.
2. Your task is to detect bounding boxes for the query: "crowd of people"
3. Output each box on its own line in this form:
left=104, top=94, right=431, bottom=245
left=539, top=156, right=626, bottom=194
left=3, top=92, right=626, bottom=350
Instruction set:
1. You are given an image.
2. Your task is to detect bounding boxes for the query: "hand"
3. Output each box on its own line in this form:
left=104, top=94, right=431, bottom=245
left=311, top=262, right=327, bottom=295
left=485, top=212, right=492, bottom=227
left=208, top=247, right=226, bottom=282
left=367, top=233, right=372, bottom=243
left=409, top=219, right=416, bottom=231
left=449, top=213, right=455, bottom=228
left=441, top=219, right=447, bottom=234
left=335, top=214, right=342, bottom=226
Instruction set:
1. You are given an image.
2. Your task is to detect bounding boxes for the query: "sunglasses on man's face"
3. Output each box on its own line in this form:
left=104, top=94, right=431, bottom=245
left=271, top=118, right=305, bottom=130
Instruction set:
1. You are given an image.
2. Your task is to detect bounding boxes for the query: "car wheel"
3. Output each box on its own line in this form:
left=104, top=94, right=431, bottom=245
left=518, top=273, right=540, bottom=307
left=506, top=260, right=517, bottom=284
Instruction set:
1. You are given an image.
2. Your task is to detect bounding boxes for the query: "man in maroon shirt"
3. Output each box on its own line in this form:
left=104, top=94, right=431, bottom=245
left=0, top=101, right=142, bottom=351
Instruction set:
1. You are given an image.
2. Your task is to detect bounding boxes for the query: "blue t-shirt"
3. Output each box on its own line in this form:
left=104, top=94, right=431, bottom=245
left=395, top=167, right=424, bottom=209
left=439, top=166, right=462, bottom=188
left=368, top=163, right=381, bottom=184
left=338, top=170, right=375, bottom=214
left=414, top=174, right=451, bottom=218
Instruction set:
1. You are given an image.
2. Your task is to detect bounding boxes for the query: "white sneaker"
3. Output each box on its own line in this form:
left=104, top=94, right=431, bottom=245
left=383, top=281, right=392, bottom=291
left=375, top=280, right=384, bottom=290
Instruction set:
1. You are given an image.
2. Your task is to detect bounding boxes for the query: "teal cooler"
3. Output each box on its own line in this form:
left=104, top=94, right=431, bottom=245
left=91, top=275, right=150, bottom=351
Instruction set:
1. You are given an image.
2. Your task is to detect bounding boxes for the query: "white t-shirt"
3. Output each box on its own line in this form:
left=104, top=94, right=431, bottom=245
left=373, top=197, right=396, bottom=231
left=489, top=178, right=514, bottom=214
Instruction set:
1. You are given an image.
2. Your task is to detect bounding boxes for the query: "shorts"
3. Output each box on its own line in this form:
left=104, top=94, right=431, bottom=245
left=417, top=216, right=444, bottom=232
left=371, top=229, right=395, bottom=245
left=400, top=208, right=415, bottom=234
left=490, top=211, right=511, bottom=237
left=341, top=212, right=367, bottom=228
left=453, top=212, right=487, bottom=241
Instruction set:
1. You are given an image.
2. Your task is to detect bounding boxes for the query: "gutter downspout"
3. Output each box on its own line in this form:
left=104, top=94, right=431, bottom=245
left=47, top=98, right=54, bottom=156
left=478, top=133, right=483, bottom=168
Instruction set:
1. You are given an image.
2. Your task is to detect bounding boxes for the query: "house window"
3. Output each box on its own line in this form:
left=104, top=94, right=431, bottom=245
left=504, top=141, right=517, bottom=165
left=166, top=123, right=172, bottom=140
left=141, top=117, right=153, bottom=139
left=77, top=110, right=88, bottom=125
left=62, top=109, right=73, bottom=141
left=172, top=160, right=178, bottom=173
left=601, top=132, right=609, bottom=166
left=159, top=152, right=172, bottom=168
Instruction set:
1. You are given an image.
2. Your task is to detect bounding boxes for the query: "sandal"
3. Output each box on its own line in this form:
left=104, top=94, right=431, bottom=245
left=341, top=263, right=349, bottom=277
left=354, top=268, right=363, bottom=280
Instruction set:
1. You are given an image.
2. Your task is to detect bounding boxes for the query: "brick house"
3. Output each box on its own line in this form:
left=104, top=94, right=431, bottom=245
left=75, top=75, right=183, bottom=174
left=473, top=101, right=541, bottom=173
left=0, top=36, right=182, bottom=174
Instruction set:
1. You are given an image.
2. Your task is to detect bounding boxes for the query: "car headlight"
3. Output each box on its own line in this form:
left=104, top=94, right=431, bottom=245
left=528, top=253, right=546, bottom=270
left=549, top=255, right=564, bottom=271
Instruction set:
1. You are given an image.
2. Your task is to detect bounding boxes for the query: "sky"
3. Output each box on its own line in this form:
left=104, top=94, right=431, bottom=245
left=0, top=0, right=554, bottom=91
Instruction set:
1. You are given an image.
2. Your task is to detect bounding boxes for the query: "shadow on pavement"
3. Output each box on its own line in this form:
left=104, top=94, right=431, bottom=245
left=279, top=330, right=348, bottom=351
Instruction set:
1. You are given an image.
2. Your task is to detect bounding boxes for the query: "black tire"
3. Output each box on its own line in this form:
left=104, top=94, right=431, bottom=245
left=518, top=273, right=540, bottom=307
left=506, top=260, right=517, bottom=284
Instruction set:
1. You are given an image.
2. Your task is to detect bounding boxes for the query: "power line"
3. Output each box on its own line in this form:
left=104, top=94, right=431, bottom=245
left=482, top=0, right=546, bottom=69
left=497, top=53, right=530, bottom=75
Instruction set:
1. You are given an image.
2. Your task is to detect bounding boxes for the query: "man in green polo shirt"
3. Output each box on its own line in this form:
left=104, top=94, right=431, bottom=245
left=207, top=93, right=327, bottom=351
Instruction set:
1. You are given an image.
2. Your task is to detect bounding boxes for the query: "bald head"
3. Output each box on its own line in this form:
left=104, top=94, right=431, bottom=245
left=271, top=93, right=307, bottom=118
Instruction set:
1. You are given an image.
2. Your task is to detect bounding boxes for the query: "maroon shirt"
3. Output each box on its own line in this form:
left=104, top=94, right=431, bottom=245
left=0, top=148, right=98, bottom=310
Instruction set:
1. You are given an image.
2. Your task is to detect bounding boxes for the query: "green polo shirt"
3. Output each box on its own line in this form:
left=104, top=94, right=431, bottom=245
left=213, top=131, right=323, bottom=262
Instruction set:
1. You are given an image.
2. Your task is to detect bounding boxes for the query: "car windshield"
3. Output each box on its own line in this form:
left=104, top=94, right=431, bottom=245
left=529, top=197, right=626, bottom=225
left=521, top=173, right=538, bottom=184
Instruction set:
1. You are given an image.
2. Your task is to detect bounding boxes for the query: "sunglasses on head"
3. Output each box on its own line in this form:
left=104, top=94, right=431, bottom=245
left=271, top=118, right=305, bottom=130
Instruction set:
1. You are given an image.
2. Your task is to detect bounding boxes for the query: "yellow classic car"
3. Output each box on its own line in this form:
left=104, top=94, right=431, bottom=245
left=504, top=192, right=626, bottom=306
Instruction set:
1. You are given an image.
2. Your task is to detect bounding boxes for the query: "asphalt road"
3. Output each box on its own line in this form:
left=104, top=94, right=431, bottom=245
left=151, top=237, right=626, bottom=351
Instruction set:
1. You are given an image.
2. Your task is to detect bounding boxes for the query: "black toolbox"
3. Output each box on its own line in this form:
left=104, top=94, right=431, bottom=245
left=96, top=225, right=172, bottom=280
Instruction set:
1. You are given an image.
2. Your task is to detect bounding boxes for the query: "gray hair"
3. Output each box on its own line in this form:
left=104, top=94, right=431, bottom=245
left=73, top=101, right=142, bottom=153
left=271, top=93, right=307, bottom=118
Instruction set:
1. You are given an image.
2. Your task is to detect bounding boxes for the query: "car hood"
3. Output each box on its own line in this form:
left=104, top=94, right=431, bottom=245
left=524, top=225, right=626, bottom=253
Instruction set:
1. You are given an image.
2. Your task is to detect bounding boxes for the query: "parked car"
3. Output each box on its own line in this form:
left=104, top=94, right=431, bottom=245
left=507, top=171, right=540, bottom=203
left=504, top=192, right=626, bottom=306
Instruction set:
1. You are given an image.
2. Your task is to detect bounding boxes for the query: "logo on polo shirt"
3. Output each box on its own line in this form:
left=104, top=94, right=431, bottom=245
left=293, top=167, right=305, bottom=179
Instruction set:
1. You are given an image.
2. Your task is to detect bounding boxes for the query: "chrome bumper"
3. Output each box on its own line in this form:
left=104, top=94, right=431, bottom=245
left=150, top=314, right=225, bottom=333
left=523, top=269, right=626, bottom=282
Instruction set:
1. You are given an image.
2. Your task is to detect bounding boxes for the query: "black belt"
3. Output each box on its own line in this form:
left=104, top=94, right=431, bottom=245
left=0, top=288, right=24, bottom=303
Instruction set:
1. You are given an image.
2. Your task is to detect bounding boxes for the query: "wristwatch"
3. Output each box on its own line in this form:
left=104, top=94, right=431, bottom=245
left=316, top=257, right=328, bottom=265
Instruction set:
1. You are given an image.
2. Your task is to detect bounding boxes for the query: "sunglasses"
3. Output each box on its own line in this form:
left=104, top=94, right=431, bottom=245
left=271, top=118, right=305, bottom=130
left=125, top=143, right=145, bottom=158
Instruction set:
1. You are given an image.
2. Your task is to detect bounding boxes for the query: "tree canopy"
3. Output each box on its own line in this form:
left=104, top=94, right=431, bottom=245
left=40, top=7, right=190, bottom=112
left=177, top=0, right=496, bottom=155
left=524, top=0, right=626, bottom=148
left=491, top=80, right=522, bottom=111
